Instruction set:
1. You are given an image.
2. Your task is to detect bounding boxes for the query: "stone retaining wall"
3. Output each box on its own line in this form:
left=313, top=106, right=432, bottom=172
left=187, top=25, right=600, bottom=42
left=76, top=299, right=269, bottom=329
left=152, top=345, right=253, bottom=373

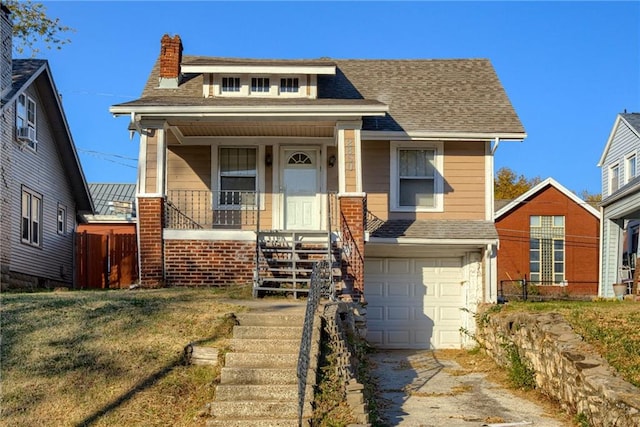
left=476, top=306, right=640, bottom=427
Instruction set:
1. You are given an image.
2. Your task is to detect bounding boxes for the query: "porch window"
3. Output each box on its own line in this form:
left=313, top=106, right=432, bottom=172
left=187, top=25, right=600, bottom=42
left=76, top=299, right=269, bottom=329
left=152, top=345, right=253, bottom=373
left=390, top=142, right=443, bottom=212
left=219, top=147, right=256, bottom=206
left=529, top=215, right=565, bottom=284
left=21, top=187, right=42, bottom=247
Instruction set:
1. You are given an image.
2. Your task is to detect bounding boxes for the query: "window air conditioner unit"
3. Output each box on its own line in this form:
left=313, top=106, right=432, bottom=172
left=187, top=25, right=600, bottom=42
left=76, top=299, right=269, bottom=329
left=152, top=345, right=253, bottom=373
left=17, top=126, right=36, bottom=142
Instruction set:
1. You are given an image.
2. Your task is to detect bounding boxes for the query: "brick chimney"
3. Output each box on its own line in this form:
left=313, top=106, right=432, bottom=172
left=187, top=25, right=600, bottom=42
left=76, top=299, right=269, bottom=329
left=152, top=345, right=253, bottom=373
left=1, top=4, right=12, bottom=99
left=158, top=34, right=182, bottom=88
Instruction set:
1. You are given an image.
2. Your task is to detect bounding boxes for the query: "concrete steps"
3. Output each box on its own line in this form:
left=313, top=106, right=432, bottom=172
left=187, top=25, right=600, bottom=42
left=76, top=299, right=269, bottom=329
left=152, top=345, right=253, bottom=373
left=207, top=307, right=315, bottom=427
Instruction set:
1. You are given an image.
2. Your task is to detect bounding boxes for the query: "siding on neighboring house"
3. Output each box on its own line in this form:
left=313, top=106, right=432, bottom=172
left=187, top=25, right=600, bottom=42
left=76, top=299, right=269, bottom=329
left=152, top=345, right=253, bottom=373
left=363, top=140, right=486, bottom=220
left=0, top=90, right=14, bottom=272
left=602, top=121, right=638, bottom=196
left=8, top=85, right=78, bottom=284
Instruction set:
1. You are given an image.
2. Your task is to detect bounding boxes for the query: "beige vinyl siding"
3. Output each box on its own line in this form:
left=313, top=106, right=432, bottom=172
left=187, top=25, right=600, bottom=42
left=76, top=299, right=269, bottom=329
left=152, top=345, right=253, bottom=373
left=362, top=140, right=390, bottom=220
left=326, top=145, right=338, bottom=192
left=362, top=140, right=486, bottom=220
left=344, top=129, right=357, bottom=193
left=9, top=84, right=77, bottom=284
left=145, top=135, right=158, bottom=193
left=167, top=146, right=211, bottom=191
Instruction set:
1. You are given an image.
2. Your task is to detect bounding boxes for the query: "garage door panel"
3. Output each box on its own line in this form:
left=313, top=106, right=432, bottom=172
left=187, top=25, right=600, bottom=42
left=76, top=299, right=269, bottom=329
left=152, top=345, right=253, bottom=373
left=439, top=306, right=462, bottom=322
left=387, top=282, right=414, bottom=297
left=365, top=259, right=385, bottom=274
left=366, top=281, right=385, bottom=296
left=387, top=259, right=412, bottom=274
left=387, top=306, right=411, bottom=321
left=387, top=330, right=410, bottom=345
left=440, top=283, right=463, bottom=297
left=365, top=256, right=465, bottom=349
left=367, top=306, right=384, bottom=321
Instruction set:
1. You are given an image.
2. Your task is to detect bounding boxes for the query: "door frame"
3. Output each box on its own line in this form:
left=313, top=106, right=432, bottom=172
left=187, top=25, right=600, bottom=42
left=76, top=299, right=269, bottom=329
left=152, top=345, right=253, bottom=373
left=273, top=145, right=327, bottom=230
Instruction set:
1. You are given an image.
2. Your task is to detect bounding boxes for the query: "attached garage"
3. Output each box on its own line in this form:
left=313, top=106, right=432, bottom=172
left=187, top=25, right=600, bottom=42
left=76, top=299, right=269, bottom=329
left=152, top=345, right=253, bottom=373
left=365, top=256, right=467, bottom=349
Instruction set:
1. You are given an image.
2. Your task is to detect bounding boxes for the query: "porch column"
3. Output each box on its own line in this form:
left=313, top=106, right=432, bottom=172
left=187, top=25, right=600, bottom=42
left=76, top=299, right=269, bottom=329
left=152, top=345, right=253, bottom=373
left=136, top=127, right=167, bottom=287
left=336, top=121, right=363, bottom=194
left=339, top=194, right=366, bottom=297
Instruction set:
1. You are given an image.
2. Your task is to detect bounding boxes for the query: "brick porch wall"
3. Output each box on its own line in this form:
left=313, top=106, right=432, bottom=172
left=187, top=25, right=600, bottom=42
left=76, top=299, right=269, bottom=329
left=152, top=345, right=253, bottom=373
left=137, top=197, right=164, bottom=287
left=164, top=240, right=255, bottom=286
left=340, top=195, right=365, bottom=294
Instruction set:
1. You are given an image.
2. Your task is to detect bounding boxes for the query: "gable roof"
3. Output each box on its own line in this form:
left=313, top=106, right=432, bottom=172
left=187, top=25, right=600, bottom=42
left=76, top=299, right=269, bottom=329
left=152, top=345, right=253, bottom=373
left=597, top=113, right=640, bottom=166
left=1, top=59, right=93, bottom=214
left=113, top=53, right=525, bottom=138
left=88, top=183, right=136, bottom=216
left=494, top=177, right=600, bottom=220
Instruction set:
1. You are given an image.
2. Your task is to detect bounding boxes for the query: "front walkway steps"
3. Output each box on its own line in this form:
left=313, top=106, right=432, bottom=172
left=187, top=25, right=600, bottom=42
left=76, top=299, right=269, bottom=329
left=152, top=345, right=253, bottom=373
left=207, top=307, right=317, bottom=427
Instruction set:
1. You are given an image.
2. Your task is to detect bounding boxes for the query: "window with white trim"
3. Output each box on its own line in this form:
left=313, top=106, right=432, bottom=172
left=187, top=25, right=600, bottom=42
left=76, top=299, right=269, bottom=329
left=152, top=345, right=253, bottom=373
left=529, top=215, right=565, bottom=284
left=21, top=187, right=42, bottom=247
left=57, top=204, right=67, bottom=235
left=218, top=147, right=257, bottom=206
left=251, top=77, right=270, bottom=93
left=221, top=77, right=241, bottom=93
left=390, top=142, right=443, bottom=211
left=16, top=94, right=37, bottom=151
left=610, top=163, right=620, bottom=194
left=280, top=77, right=299, bottom=93
left=625, top=153, right=636, bottom=183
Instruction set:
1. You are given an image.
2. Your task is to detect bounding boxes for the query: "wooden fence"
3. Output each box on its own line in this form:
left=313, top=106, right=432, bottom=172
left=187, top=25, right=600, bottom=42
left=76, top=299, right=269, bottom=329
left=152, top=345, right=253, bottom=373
left=75, top=232, right=138, bottom=288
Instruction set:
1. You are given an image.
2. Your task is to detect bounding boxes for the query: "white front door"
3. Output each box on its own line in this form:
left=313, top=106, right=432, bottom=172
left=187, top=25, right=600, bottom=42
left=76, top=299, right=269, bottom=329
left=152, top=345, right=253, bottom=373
left=282, top=149, right=320, bottom=230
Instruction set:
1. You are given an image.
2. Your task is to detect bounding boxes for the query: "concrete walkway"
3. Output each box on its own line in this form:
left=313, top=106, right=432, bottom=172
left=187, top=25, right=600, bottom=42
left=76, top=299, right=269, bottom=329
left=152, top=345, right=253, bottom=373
left=370, top=350, right=567, bottom=427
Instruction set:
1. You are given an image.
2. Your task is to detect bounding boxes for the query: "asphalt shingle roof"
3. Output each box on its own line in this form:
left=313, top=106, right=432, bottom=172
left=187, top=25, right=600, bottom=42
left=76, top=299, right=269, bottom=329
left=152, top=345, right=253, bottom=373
left=622, top=113, right=640, bottom=134
left=0, top=59, right=46, bottom=108
left=121, top=54, right=525, bottom=135
left=369, top=219, right=498, bottom=240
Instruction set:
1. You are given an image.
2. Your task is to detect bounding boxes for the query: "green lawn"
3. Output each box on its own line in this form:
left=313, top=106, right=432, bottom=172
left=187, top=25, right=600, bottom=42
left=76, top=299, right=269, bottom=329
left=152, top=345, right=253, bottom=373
left=0, top=288, right=248, bottom=427
left=500, top=300, right=640, bottom=387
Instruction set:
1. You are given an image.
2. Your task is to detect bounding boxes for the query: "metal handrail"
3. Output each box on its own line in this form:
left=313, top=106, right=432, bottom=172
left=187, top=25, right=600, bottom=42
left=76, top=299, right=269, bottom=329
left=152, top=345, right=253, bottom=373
left=297, top=259, right=332, bottom=424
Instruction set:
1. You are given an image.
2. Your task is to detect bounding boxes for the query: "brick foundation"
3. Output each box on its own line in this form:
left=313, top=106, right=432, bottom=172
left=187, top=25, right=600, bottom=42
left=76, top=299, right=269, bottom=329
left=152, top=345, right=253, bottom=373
left=164, top=240, right=255, bottom=286
left=137, top=197, right=164, bottom=287
left=340, top=195, right=366, bottom=294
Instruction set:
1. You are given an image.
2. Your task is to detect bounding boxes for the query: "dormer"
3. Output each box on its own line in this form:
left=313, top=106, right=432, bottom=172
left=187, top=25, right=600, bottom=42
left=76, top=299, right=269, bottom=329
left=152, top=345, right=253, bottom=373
left=181, top=58, right=336, bottom=99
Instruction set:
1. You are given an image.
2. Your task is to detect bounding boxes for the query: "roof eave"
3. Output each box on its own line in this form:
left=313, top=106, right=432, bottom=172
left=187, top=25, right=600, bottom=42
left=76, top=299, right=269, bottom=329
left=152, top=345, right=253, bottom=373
left=181, top=64, right=336, bottom=75
left=361, top=130, right=527, bottom=141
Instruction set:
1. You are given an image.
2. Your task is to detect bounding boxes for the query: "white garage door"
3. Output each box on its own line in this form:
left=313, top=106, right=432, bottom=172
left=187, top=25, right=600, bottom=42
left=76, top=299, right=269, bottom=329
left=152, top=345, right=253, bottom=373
left=364, top=257, right=464, bottom=349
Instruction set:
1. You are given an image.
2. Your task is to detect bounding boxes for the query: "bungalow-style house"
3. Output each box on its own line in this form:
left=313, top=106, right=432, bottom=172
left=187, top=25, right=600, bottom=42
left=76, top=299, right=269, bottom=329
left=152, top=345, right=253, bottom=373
left=598, top=112, right=640, bottom=297
left=110, top=34, right=526, bottom=349
left=495, top=178, right=600, bottom=299
left=0, top=5, right=93, bottom=289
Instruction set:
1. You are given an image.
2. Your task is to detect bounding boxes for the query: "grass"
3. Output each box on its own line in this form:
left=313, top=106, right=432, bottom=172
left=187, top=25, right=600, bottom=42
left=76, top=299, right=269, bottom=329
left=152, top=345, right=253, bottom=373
left=500, top=300, right=640, bottom=388
left=0, top=288, right=247, bottom=427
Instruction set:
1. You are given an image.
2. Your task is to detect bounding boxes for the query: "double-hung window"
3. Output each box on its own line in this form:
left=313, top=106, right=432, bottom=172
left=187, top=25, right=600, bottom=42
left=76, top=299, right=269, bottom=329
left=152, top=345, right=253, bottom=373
left=57, top=204, right=67, bottom=235
left=610, top=163, right=620, bottom=194
left=16, top=94, right=37, bottom=150
left=626, top=154, right=636, bottom=184
left=390, top=142, right=443, bottom=211
left=21, top=187, right=42, bottom=247
left=529, top=215, right=565, bottom=284
left=218, top=147, right=257, bottom=207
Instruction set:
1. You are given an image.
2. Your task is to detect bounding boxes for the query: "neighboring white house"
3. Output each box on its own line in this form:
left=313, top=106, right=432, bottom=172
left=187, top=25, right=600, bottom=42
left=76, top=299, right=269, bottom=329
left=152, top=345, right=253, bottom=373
left=598, top=112, right=640, bottom=297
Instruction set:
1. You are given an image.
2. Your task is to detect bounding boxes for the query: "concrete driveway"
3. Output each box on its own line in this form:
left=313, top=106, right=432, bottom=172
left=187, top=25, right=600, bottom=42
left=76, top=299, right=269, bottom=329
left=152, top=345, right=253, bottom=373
left=370, top=350, right=567, bottom=427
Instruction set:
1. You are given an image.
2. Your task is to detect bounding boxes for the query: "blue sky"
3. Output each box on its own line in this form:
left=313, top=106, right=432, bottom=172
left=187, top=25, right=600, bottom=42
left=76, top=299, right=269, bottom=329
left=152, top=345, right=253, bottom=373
left=24, top=1, right=640, bottom=196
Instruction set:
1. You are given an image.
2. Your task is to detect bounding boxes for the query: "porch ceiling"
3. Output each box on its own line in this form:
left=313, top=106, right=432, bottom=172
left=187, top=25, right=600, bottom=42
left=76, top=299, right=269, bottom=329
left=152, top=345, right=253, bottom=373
left=167, top=120, right=336, bottom=138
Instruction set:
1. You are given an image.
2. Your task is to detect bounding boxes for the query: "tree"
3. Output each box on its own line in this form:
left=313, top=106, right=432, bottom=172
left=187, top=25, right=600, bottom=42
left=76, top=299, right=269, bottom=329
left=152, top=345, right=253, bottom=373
left=4, top=0, right=74, bottom=56
left=580, top=190, right=602, bottom=203
left=494, top=167, right=541, bottom=199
